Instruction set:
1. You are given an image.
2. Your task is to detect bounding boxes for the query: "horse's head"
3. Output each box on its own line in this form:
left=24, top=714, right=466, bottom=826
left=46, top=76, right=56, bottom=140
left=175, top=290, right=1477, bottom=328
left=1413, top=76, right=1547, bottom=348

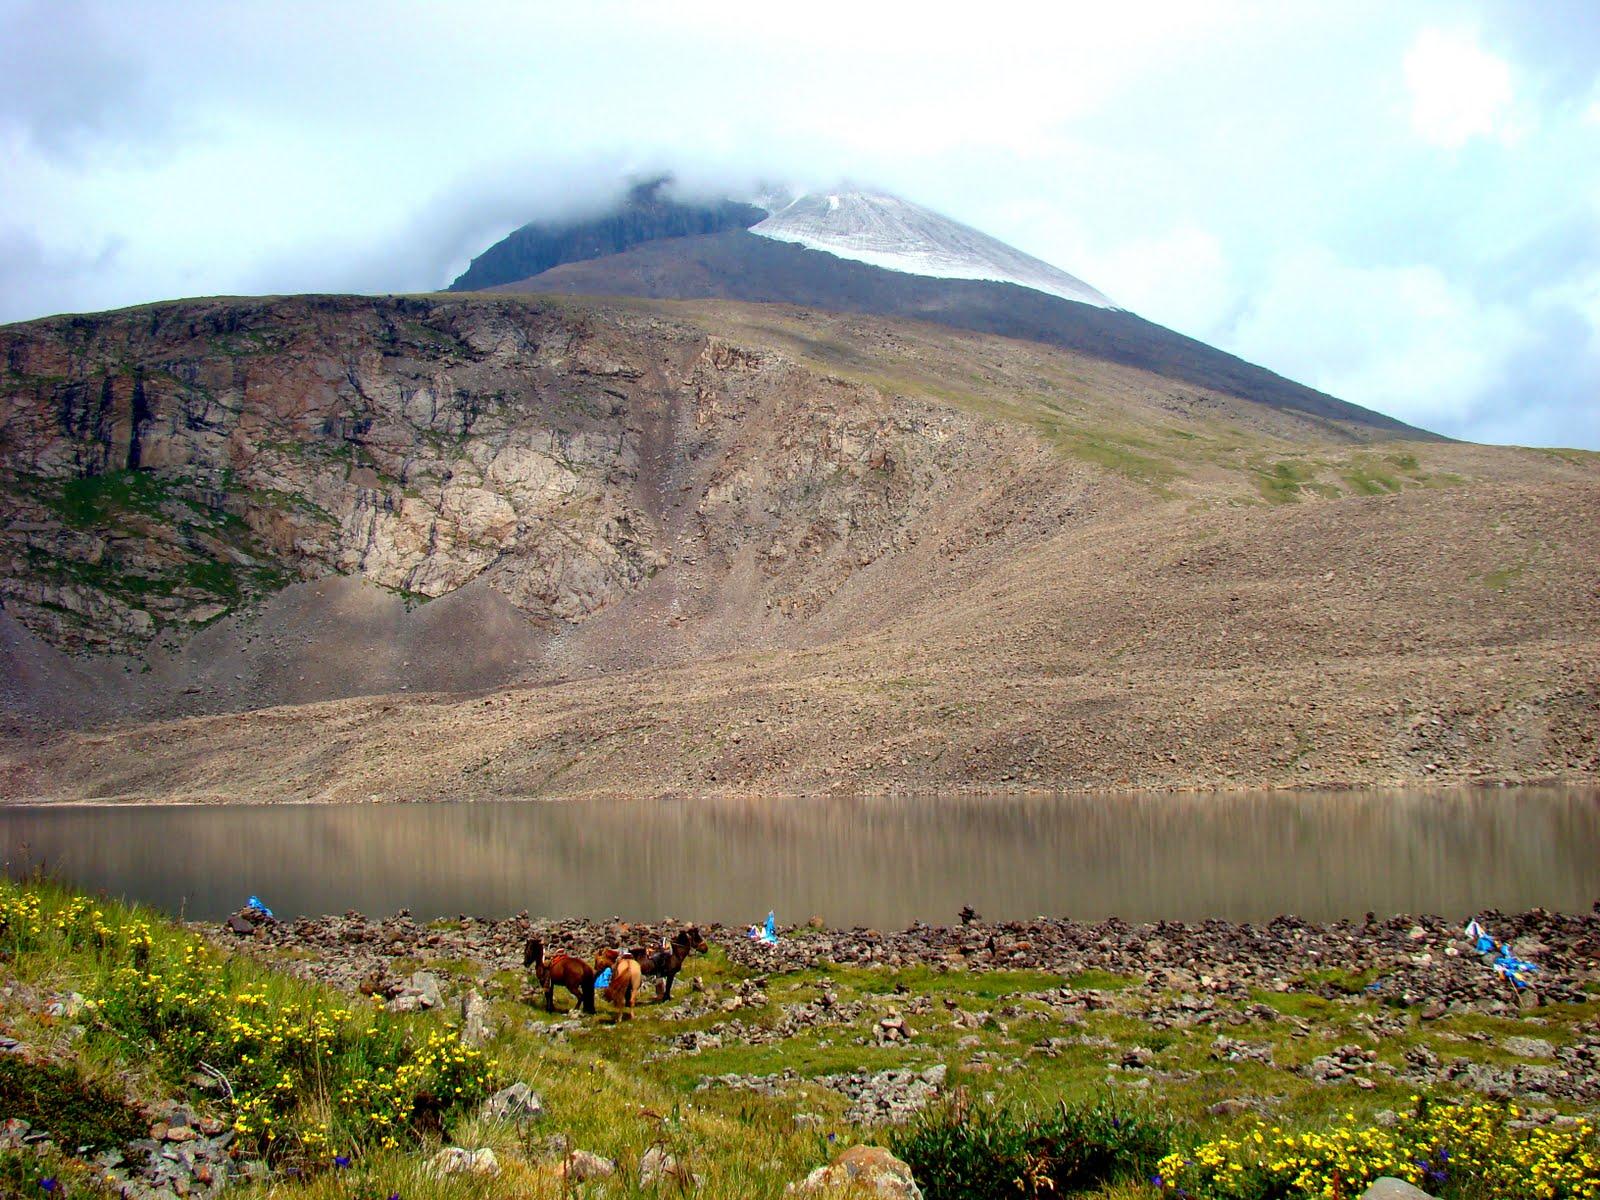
left=679, top=926, right=709, bottom=954
left=523, top=937, right=544, bottom=970
left=594, top=947, right=621, bottom=972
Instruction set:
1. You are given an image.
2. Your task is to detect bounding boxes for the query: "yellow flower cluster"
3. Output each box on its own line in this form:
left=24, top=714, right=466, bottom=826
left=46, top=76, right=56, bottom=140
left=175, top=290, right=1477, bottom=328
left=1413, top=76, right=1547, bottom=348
left=0, top=880, right=498, bottom=1166
left=336, top=1030, right=499, bottom=1151
left=52, top=895, right=112, bottom=949
left=0, top=888, right=46, bottom=949
left=1158, top=1099, right=1598, bottom=1200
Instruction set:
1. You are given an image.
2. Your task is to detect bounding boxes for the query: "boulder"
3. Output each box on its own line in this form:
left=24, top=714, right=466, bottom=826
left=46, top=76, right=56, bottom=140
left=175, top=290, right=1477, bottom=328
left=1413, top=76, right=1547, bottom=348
left=1503, top=1036, right=1554, bottom=1059
left=411, top=971, right=443, bottom=1009
left=460, top=989, right=491, bottom=1046
left=481, top=1081, right=544, bottom=1123
left=789, top=1145, right=923, bottom=1199
left=1359, top=1179, right=1435, bottom=1200
left=431, top=1147, right=500, bottom=1177
left=564, top=1150, right=617, bottom=1181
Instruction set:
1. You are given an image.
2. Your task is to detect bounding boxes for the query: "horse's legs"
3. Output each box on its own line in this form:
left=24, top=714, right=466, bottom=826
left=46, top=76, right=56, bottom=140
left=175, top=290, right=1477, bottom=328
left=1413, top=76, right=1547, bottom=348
left=661, top=968, right=675, bottom=1002
left=582, top=976, right=596, bottom=1015
left=544, top=981, right=556, bottom=1013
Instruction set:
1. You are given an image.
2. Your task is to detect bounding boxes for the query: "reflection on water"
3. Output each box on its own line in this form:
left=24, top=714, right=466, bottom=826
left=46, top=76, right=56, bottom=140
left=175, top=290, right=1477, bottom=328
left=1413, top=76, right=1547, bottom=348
left=1, top=789, right=1597, bottom=925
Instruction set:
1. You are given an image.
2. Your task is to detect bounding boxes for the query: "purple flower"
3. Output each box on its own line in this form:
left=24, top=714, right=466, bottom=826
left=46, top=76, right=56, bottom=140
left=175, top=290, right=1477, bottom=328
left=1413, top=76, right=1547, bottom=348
left=38, top=1181, right=58, bottom=1194
left=334, top=1156, right=351, bottom=1169
left=1151, top=1175, right=1165, bottom=1188
left=387, top=1193, right=401, bottom=1200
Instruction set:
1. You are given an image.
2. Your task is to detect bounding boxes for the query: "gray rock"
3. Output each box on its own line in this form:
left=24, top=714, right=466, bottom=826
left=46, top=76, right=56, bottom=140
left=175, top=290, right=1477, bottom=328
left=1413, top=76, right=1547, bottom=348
left=45, top=992, right=87, bottom=1019
left=564, top=1149, right=617, bottom=1181
left=639, top=1145, right=686, bottom=1187
left=788, top=1145, right=923, bottom=1199
left=482, top=1081, right=544, bottom=1122
left=1360, top=1178, right=1436, bottom=1200
left=411, top=971, right=443, bottom=1009
left=431, top=1146, right=500, bottom=1176
left=1503, top=1036, right=1554, bottom=1059
left=460, top=988, right=491, bottom=1046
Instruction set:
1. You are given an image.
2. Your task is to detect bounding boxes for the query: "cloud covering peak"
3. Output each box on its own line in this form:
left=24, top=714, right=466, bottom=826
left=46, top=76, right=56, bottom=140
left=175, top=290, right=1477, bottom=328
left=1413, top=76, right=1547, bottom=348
left=0, top=0, right=1594, bottom=448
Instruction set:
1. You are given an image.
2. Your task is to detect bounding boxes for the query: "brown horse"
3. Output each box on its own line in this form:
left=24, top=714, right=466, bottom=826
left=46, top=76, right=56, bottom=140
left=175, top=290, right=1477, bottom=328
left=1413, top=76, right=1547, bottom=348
left=594, top=948, right=643, bottom=1020
left=631, top=926, right=709, bottom=1002
left=523, top=937, right=596, bottom=1014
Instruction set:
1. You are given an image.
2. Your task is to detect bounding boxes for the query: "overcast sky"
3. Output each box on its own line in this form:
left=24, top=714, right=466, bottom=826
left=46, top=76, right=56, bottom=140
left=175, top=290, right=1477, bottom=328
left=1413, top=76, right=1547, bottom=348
left=2, top=0, right=1596, bottom=448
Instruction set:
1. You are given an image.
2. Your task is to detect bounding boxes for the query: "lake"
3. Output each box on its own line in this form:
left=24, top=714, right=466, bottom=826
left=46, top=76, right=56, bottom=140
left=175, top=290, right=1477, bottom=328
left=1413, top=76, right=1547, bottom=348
left=2, top=788, right=1597, bottom=926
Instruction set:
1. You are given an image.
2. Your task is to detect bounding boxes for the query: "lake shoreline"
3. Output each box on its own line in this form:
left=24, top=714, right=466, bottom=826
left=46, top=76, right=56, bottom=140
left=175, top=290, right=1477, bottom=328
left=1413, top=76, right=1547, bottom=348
left=0, top=773, right=1590, bottom=808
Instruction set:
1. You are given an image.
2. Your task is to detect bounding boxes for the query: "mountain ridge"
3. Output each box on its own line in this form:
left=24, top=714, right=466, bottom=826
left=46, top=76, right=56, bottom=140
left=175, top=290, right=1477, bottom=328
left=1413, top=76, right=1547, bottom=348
left=490, top=231, right=1432, bottom=439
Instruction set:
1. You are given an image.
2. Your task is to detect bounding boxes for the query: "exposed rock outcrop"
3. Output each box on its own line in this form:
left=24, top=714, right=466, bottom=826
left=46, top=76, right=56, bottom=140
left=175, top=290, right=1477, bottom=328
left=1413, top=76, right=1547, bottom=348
left=0, top=295, right=1018, bottom=656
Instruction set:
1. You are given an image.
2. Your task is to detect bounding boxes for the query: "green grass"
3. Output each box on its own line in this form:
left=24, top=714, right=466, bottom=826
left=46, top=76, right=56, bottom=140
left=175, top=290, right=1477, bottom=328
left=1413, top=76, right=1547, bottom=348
left=1480, top=563, right=1526, bottom=591
left=47, top=469, right=177, bottom=528
left=4, top=878, right=1598, bottom=1198
left=1254, top=459, right=1317, bottom=504
left=0, top=1056, right=145, bottom=1152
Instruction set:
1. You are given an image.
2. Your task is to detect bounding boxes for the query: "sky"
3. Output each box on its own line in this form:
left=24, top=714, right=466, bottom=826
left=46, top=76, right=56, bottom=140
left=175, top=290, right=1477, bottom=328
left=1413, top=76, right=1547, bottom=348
left=1, top=0, right=1596, bottom=448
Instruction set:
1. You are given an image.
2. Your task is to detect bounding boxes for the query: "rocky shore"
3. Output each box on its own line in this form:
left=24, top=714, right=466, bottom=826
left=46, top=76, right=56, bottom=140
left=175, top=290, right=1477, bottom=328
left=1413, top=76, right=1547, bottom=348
left=225, top=903, right=1600, bottom=1012
left=214, top=901, right=1600, bottom=1117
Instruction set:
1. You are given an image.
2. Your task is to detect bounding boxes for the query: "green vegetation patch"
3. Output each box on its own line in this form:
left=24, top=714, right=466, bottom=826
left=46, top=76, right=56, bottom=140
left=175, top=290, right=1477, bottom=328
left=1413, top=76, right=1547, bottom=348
left=892, top=1096, right=1172, bottom=1200
left=0, top=1055, right=145, bottom=1152
left=47, top=469, right=177, bottom=528
left=1253, top=459, right=1317, bottom=504
left=0, top=883, right=497, bottom=1165
left=1481, top=562, right=1526, bottom=591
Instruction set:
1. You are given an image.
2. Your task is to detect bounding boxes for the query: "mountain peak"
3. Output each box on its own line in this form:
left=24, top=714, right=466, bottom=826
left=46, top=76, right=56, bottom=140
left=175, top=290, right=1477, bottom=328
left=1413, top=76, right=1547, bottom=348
left=750, top=189, right=1116, bottom=309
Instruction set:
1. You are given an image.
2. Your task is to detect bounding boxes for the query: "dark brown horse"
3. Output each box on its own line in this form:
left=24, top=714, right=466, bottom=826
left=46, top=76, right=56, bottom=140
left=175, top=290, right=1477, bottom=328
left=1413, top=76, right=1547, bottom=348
left=523, top=937, right=596, bottom=1014
left=631, top=926, right=709, bottom=1002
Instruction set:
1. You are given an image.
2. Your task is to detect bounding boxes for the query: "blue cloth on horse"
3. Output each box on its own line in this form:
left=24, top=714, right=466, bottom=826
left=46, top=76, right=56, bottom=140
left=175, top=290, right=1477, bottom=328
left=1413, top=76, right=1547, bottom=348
left=595, top=967, right=613, bottom=990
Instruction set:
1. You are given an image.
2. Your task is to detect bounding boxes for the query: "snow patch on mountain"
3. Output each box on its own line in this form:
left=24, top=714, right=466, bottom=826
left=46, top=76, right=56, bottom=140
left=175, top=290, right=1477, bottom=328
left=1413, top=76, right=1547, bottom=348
left=751, top=191, right=1117, bottom=309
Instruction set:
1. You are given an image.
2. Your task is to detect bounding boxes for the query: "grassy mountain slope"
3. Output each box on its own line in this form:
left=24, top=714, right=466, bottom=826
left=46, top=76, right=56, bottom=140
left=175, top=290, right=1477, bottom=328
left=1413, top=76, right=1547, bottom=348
left=1, top=294, right=1595, bottom=800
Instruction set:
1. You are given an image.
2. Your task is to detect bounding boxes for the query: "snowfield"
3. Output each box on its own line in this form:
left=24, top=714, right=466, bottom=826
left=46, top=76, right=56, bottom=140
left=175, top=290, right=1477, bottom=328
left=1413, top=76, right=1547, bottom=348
left=751, top=190, right=1117, bottom=309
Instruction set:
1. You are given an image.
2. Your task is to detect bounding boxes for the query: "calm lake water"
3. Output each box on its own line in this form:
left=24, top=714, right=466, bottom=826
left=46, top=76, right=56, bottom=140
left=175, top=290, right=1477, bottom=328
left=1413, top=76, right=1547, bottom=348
left=2, top=789, right=1597, bottom=926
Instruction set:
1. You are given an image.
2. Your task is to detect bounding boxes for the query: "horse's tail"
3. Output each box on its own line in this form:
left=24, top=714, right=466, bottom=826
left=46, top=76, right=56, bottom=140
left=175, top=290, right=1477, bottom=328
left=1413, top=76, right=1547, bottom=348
left=581, top=973, right=596, bottom=1014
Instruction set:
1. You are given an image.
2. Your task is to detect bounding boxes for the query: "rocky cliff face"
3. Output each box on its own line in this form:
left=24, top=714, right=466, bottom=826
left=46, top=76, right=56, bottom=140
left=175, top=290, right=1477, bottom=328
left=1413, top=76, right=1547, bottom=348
left=0, top=295, right=1017, bottom=656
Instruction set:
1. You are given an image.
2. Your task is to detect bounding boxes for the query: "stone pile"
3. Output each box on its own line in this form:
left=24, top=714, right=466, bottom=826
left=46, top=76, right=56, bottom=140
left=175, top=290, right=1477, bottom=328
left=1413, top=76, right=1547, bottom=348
left=222, top=905, right=1599, bottom=1019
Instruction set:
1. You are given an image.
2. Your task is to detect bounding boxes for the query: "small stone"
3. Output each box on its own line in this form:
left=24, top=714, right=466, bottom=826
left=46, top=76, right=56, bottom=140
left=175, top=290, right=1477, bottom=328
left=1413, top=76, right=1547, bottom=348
left=639, top=1145, right=685, bottom=1187
left=564, top=1150, right=617, bottom=1181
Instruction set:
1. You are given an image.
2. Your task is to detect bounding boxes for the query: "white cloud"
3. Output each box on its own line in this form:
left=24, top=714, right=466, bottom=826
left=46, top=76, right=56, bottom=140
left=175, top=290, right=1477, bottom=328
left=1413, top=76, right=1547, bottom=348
left=1404, top=28, right=1515, bottom=148
left=1083, top=225, right=1234, bottom=334
left=1227, top=245, right=1533, bottom=431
